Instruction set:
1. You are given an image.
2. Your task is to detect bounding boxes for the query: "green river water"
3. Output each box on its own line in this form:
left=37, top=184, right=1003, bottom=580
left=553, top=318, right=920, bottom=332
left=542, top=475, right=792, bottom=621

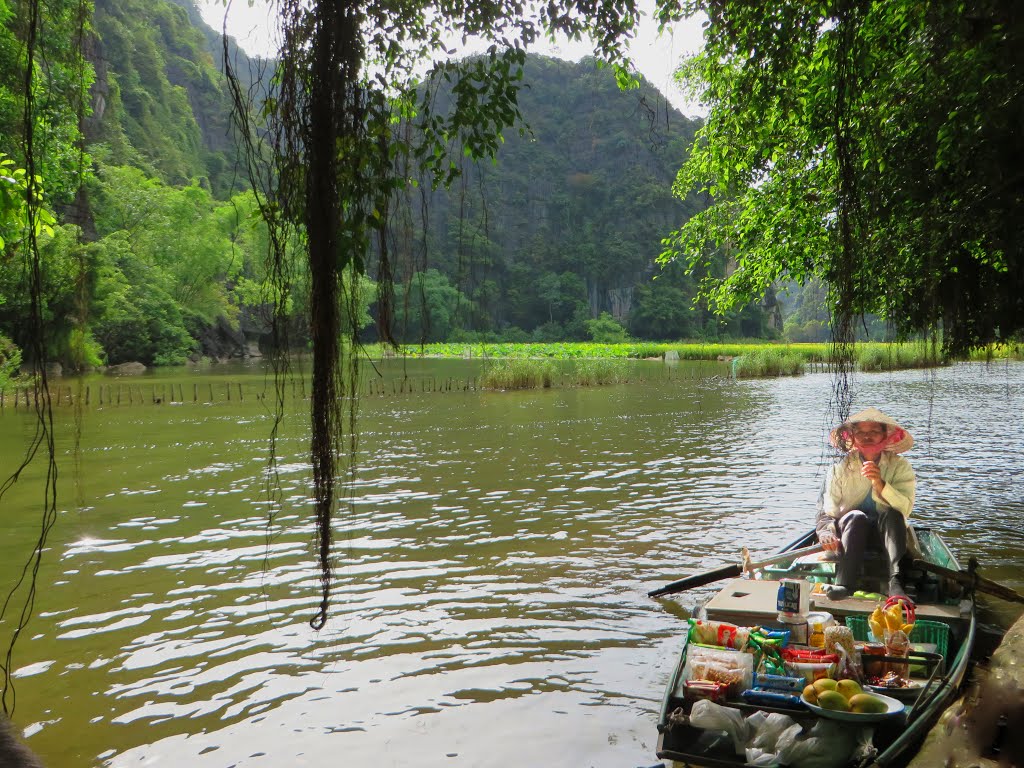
left=0, top=359, right=1021, bottom=767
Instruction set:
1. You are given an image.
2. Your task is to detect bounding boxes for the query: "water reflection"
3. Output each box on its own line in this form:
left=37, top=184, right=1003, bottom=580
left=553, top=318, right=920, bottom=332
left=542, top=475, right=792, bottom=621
left=0, top=361, right=1020, bottom=767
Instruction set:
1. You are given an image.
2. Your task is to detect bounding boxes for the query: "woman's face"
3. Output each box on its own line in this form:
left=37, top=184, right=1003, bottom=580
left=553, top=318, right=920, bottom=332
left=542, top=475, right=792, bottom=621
left=851, top=421, right=887, bottom=450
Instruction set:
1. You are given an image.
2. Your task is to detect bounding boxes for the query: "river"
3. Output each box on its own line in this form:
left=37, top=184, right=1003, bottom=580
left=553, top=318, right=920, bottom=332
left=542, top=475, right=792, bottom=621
left=0, top=359, right=1021, bottom=767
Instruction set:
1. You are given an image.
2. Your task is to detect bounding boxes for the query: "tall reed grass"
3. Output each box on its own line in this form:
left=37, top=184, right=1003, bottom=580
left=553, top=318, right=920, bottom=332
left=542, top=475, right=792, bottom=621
left=479, top=359, right=558, bottom=390
left=732, top=348, right=806, bottom=378
left=572, top=359, right=629, bottom=386
left=857, top=343, right=944, bottom=371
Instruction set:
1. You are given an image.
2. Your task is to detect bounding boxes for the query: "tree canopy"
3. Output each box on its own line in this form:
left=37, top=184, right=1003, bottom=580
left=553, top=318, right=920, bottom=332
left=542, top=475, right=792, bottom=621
left=664, top=0, right=1023, bottom=357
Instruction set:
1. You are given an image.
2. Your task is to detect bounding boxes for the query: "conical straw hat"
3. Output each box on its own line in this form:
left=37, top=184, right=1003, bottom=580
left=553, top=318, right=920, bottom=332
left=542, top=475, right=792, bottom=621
left=830, top=407, right=913, bottom=453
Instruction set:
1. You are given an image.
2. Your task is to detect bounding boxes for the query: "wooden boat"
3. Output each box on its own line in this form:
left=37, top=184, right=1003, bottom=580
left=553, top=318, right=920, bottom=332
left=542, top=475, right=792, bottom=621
left=655, top=526, right=976, bottom=767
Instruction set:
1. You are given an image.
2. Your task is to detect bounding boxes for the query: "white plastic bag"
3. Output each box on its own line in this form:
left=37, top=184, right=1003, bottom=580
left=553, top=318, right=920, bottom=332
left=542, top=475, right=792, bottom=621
left=744, top=747, right=781, bottom=767
left=744, top=710, right=768, bottom=736
left=749, top=712, right=799, bottom=752
left=776, top=718, right=860, bottom=768
left=772, top=722, right=805, bottom=757
left=687, top=699, right=751, bottom=756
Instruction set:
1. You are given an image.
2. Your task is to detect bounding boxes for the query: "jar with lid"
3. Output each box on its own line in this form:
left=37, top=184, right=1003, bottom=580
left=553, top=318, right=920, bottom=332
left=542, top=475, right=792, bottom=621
left=808, top=622, right=825, bottom=648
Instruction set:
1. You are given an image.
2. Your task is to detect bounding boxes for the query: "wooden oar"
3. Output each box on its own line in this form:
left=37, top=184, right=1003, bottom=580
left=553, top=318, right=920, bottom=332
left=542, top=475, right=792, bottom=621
left=648, top=543, right=826, bottom=599
left=911, top=558, right=1024, bottom=604
left=740, top=543, right=827, bottom=573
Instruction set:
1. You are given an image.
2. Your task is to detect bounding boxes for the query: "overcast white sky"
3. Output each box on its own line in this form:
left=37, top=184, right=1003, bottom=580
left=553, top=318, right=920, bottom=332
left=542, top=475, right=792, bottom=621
left=196, top=0, right=708, bottom=116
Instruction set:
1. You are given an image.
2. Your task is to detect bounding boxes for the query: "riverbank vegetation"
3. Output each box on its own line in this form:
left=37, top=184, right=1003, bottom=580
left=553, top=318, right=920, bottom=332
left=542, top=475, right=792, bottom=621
left=479, top=357, right=630, bottom=389
left=381, top=341, right=1023, bottom=368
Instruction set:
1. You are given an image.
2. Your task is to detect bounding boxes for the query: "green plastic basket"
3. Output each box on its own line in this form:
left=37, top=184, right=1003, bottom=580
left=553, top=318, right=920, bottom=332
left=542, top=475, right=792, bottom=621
left=845, top=615, right=949, bottom=659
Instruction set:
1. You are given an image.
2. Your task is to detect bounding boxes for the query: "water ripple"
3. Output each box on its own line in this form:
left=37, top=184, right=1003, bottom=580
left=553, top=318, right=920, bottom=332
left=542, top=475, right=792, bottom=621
left=0, top=362, right=1020, bottom=768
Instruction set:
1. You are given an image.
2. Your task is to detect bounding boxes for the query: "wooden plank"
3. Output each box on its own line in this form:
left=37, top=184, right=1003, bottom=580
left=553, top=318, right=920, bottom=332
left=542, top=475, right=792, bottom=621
left=810, top=590, right=966, bottom=622
left=704, top=578, right=968, bottom=628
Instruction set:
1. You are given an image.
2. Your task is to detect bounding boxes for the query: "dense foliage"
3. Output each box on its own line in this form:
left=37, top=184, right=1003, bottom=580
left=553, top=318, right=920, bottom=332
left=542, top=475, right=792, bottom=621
left=665, top=0, right=1024, bottom=355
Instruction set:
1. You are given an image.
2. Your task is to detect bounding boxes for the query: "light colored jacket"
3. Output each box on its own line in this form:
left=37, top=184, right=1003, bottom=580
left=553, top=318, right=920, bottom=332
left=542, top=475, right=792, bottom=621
left=815, top=450, right=916, bottom=535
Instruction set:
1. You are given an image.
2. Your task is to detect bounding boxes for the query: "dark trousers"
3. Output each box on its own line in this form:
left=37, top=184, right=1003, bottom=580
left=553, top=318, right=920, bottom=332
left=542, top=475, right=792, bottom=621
left=835, top=508, right=907, bottom=590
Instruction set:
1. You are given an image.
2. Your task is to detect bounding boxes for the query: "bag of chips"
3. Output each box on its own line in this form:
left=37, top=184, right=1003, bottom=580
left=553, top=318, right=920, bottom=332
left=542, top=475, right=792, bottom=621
left=688, top=619, right=751, bottom=650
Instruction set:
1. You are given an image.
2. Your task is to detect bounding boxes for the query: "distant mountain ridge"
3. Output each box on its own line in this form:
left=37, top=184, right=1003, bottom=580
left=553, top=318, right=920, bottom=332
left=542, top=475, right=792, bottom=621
left=78, top=0, right=780, bottom=343
left=411, top=55, right=706, bottom=335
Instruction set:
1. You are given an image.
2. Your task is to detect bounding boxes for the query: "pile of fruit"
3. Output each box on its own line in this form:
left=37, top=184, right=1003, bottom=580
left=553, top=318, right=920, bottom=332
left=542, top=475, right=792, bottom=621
left=869, top=600, right=914, bottom=640
left=802, top=678, right=889, bottom=714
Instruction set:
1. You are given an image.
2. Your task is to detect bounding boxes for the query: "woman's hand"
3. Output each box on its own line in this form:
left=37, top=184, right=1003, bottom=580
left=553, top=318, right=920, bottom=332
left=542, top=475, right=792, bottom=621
left=861, top=460, right=886, bottom=494
left=819, top=530, right=841, bottom=552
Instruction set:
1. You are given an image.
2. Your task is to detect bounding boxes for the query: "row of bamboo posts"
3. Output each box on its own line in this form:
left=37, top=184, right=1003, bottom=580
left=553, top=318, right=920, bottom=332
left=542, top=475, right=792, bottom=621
left=0, top=382, right=249, bottom=410
left=0, top=376, right=484, bottom=410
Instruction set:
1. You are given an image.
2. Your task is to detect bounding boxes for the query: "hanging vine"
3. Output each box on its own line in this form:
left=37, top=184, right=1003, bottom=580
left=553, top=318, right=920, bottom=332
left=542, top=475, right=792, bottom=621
left=827, top=0, right=864, bottom=424
left=0, top=0, right=71, bottom=715
left=223, top=0, right=646, bottom=628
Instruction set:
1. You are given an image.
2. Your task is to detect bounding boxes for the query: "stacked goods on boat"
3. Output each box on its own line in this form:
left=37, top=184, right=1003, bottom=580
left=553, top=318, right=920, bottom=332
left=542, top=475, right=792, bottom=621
left=855, top=599, right=948, bottom=694
left=664, top=606, right=940, bottom=767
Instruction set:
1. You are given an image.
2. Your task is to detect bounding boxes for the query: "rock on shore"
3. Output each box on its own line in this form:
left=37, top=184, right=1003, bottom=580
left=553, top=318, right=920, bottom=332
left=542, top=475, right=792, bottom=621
left=907, top=611, right=1024, bottom=767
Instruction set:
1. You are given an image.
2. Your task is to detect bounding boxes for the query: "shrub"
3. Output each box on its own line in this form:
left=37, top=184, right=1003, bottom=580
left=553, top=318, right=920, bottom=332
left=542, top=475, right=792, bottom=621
left=531, top=321, right=565, bottom=343
left=0, top=334, right=22, bottom=389
left=586, top=312, right=629, bottom=343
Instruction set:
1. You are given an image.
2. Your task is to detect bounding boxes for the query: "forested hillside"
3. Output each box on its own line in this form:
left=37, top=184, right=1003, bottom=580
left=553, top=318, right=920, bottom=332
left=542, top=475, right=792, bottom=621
left=0, top=0, right=784, bottom=379
left=393, top=56, right=782, bottom=343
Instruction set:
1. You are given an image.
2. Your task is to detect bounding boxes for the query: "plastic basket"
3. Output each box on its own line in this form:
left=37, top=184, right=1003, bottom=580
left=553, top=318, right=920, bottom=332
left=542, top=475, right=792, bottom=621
left=845, top=615, right=949, bottom=659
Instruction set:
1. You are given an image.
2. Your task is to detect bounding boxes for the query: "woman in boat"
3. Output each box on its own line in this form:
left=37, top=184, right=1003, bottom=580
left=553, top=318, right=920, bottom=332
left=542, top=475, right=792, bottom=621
left=815, top=407, right=916, bottom=600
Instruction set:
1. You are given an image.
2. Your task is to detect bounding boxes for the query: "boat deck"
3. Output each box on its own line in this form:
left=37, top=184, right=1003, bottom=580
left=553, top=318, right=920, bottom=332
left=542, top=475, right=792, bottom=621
left=705, top=577, right=966, bottom=629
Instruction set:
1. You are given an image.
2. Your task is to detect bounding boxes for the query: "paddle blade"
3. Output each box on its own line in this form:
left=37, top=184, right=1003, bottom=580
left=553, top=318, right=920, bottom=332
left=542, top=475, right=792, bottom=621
left=648, top=563, right=742, bottom=599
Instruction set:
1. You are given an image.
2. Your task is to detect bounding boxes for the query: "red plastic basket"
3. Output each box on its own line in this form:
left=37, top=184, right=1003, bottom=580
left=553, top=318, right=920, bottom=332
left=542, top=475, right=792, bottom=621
left=883, top=595, right=916, bottom=624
